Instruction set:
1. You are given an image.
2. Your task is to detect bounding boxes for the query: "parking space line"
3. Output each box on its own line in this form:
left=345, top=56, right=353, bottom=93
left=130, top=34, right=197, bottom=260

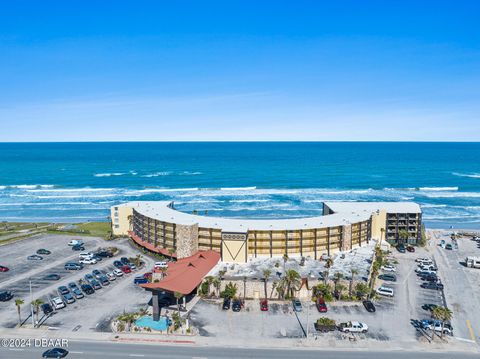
left=466, top=319, right=476, bottom=342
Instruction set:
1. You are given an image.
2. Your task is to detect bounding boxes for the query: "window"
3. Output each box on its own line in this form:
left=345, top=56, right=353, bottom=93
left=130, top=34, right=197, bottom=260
left=114, top=225, right=119, bottom=229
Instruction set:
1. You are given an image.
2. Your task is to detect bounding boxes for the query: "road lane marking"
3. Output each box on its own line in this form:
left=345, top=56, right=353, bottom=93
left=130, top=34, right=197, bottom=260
left=466, top=319, right=476, bottom=342
left=9, top=348, right=25, bottom=351
left=129, top=355, right=145, bottom=357
left=70, top=351, right=84, bottom=354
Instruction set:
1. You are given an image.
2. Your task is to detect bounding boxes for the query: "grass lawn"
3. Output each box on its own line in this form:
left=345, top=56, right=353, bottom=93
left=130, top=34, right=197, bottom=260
left=75, top=221, right=111, bottom=237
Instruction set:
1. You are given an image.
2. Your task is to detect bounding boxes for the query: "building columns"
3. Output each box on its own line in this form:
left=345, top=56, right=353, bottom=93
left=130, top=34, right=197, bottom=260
left=152, top=291, right=160, bottom=321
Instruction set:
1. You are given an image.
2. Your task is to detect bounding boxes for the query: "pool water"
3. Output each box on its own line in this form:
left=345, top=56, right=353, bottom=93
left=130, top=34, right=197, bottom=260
left=135, top=316, right=169, bottom=331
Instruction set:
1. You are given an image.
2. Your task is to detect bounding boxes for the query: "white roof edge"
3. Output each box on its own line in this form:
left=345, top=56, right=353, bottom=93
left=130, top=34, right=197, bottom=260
left=114, top=200, right=421, bottom=232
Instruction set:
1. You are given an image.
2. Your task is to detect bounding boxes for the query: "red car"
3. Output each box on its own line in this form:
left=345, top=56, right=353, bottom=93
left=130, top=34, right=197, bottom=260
left=143, top=272, right=152, bottom=279
left=0, top=265, right=9, bottom=272
left=121, top=265, right=131, bottom=274
left=316, top=297, right=328, bottom=313
left=406, top=246, right=415, bottom=253
left=260, top=299, right=268, bottom=311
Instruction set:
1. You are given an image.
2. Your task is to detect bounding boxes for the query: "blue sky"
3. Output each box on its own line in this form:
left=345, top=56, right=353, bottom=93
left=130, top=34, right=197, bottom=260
left=1, top=1, right=479, bottom=141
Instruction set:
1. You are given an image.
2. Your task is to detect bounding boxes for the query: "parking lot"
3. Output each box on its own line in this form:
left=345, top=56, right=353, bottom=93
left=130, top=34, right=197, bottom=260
left=190, top=248, right=436, bottom=344
left=0, top=234, right=153, bottom=332
left=430, top=230, right=480, bottom=343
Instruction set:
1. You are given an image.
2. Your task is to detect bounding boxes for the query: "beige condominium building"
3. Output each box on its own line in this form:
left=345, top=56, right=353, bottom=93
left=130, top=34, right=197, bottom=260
left=111, top=201, right=422, bottom=263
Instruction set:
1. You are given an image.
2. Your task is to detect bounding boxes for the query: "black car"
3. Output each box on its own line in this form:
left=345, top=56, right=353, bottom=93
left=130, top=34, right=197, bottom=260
left=37, top=249, right=51, bottom=255
left=81, top=283, right=95, bottom=295
left=96, top=250, right=113, bottom=258
left=422, top=303, right=439, bottom=312
left=72, top=244, right=85, bottom=251
left=92, top=269, right=103, bottom=278
left=232, top=299, right=242, bottom=312
left=41, top=303, right=54, bottom=315
left=99, top=275, right=110, bottom=286
left=43, top=274, right=61, bottom=281
left=120, top=257, right=130, bottom=265
left=42, top=347, right=69, bottom=358
left=378, top=274, right=397, bottom=282
left=421, top=275, right=438, bottom=282
left=92, top=254, right=103, bottom=262
left=113, top=260, right=124, bottom=268
left=396, top=244, right=406, bottom=253
left=362, top=300, right=376, bottom=313
left=0, top=290, right=13, bottom=302
left=222, top=298, right=231, bottom=310
left=421, top=282, right=444, bottom=290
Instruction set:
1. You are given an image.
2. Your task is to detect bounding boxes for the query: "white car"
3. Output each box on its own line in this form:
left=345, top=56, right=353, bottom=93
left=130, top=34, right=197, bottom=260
left=51, top=297, right=66, bottom=310
left=106, top=272, right=116, bottom=281
left=79, top=252, right=94, bottom=260
left=68, top=240, right=84, bottom=246
left=381, top=265, right=396, bottom=272
left=416, top=257, right=433, bottom=264
left=417, top=264, right=437, bottom=272
left=79, top=258, right=97, bottom=265
left=339, top=321, right=368, bottom=333
left=376, top=286, right=394, bottom=297
left=113, top=269, right=124, bottom=277
left=154, top=261, right=168, bottom=269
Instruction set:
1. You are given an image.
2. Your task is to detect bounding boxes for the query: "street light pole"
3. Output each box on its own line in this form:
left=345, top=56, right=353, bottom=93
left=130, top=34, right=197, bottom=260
left=306, top=301, right=309, bottom=339
left=29, top=279, right=35, bottom=328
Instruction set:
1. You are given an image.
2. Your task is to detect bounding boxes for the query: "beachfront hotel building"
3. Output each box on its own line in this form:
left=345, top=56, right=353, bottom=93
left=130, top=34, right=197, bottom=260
left=111, top=201, right=422, bottom=263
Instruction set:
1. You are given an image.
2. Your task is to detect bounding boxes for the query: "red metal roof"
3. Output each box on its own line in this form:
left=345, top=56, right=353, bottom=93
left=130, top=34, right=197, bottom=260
left=128, top=231, right=177, bottom=258
left=141, top=250, right=221, bottom=295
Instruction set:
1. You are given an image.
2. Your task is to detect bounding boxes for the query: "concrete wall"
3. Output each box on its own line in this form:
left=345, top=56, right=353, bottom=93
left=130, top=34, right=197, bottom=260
left=371, top=210, right=387, bottom=242
left=175, top=223, right=199, bottom=259
left=111, top=205, right=133, bottom=236
left=341, top=225, right=352, bottom=251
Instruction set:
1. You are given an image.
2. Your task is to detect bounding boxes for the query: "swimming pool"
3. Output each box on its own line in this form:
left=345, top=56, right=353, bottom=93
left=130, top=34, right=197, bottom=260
left=135, top=316, right=169, bottom=331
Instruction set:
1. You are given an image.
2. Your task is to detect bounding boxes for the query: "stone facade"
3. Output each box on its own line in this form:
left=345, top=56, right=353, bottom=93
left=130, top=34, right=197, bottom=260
left=341, top=224, right=352, bottom=252
left=175, top=223, right=199, bottom=259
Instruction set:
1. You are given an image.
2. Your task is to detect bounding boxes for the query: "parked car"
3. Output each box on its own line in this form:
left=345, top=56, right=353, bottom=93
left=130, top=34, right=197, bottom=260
left=57, top=286, right=69, bottom=296
left=420, top=274, right=438, bottom=282
left=0, top=265, right=9, bottom=272
left=43, top=274, right=61, bottom=281
left=260, top=299, right=268, bottom=311
left=96, top=250, right=113, bottom=258
left=316, top=297, right=328, bottom=313
left=416, top=257, right=433, bottom=263
left=51, top=297, right=65, bottom=310
left=81, top=283, right=95, bottom=295
left=445, top=243, right=453, bottom=250
left=134, top=275, right=148, bottom=284
left=41, top=303, right=54, bottom=315
left=406, top=246, right=415, bottom=252
left=92, top=269, right=103, bottom=279
left=36, top=249, right=51, bottom=255
left=378, top=273, right=397, bottom=282
left=416, top=270, right=436, bottom=277
left=72, top=244, right=85, bottom=251
left=27, top=254, right=43, bottom=260
left=68, top=239, right=84, bottom=246
left=154, top=261, right=168, bottom=269
left=362, top=300, right=376, bottom=313
left=422, top=303, right=439, bottom=312
left=106, top=272, right=117, bottom=281
left=42, top=348, right=69, bottom=358
left=421, top=282, right=444, bottom=290
left=79, top=258, right=97, bottom=265
left=71, top=287, right=84, bottom=299
left=84, top=273, right=95, bottom=282
left=143, top=272, right=152, bottom=280
left=396, top=244, right=406, bottom=253
left=376, top=286, right=394, bottom=297
left=381, top=265, right=396, bottom=272
left=292, top=299, right=303, bottom=312
left=121, top=265, right=132, bottom=274
left=99, top=275, right=110, bottom=286
left=62, top=292, right=75, bottom=304
left=79, top=252, right=94, bottom=260
left=64, top=262, right=83, bottom=270
left=339, top=321, right=368, bottom=333
left=129, top=263, right=137, bottom=270
left=232, top=299, right=242, bottom=312
left=113, top=269, right=124, bottom=277
left=0, top=290, right=13, bottom=302
left=432, top=322, right=453, bottom=335
left=120, top=257, right=130, bottom=265
left=113, top=260, right=124, bottom=268
left=90, top=280, right=102, bottom=290
left=222, top=298, right=231, bottom=310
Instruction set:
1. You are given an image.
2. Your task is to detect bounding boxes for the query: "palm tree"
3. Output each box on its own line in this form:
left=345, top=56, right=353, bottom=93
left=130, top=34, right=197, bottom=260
left=118, top=313, right=137, bottom=331
left=333, top=272, right=344, bottom=299
left=31, top=299, right=44, bottom=326
left=243, top=276, right=247, bottom=301
left=432, top=307, right=453, bottom=339
left=262, top=269, right=272, bottom=299
left=174, top=292, right=183, bottom=317
left=283, top=269, right=301, bottom=299
left=325, top=257, right=333, bottom=268
left=127, top=215, right=133, bottom=231
left=168, top=247, right=176, bottom=258
left=203, top=276, right=214, bottom=295
left=322, top=270, right=329, bottom=285
left=212, top=277, right=221, bottom=298
left=398, top=229, right=409, bottom=245
left=336, top=284, right=346, bottom=299
left=159, top=267, right=168, bottom=279
left=15, top=299, right=24, bottom=326
left=349, top=268, right=358, bottom=297
left=282, top=254, right=289, bottom=275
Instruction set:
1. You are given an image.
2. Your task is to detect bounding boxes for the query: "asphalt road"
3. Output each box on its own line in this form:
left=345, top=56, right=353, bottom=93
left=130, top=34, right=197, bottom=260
left=0, top=341, right=478, bottom=359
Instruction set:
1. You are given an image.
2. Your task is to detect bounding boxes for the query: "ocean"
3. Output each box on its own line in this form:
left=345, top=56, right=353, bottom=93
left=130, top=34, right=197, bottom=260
left=1, top=142, right=480, bottom=229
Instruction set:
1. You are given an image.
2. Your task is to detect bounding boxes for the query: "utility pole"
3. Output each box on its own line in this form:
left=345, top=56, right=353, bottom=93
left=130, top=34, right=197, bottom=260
left=29, top=279, right=35, bottom=328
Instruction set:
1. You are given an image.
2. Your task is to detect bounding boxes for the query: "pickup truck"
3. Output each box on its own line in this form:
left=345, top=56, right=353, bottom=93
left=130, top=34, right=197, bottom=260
left=338, top=321, right=368, bottom=333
